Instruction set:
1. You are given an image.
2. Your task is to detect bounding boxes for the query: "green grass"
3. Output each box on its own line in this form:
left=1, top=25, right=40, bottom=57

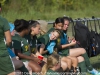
left=87, top=55, right=100, bottom=75
left=1, top=5, right=100, bottom=23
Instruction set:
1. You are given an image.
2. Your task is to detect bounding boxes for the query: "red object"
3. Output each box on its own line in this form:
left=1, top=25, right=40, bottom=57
left=38, top=55, right=44, bottom=60
left=73, top=40, right=75, bottom=42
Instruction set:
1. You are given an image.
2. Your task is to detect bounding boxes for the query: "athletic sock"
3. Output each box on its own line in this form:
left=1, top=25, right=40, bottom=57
left=78, top=61, right=87, bottom=72
left=82, top=53, right=93, bottom=71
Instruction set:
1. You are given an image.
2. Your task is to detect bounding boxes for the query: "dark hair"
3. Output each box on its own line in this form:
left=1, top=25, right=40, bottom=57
left=53, top=17, right=64, bottom=27
left=63, top=16, right=70, bottom=22
left=29, top=20, right=40, bottom=28
left=14, top=19, right=29, bottom=32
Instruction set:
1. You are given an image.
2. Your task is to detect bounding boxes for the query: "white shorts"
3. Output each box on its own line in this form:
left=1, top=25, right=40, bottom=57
left=23, top=61, right=32, bottom=71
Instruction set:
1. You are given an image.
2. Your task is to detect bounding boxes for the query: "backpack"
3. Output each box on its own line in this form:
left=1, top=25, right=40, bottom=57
left=89, top=19, right=100, bottom=56
left=74, top=21, right=92, bottom=57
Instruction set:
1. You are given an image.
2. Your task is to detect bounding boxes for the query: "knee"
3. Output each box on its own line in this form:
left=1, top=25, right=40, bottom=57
left=80, top=48, right=86, bottom=54
left=62, top=57, right=72, bottom=64
left=67, top=56, right=78, bottom=62
left=29, top=61, right=41, bottom=72
left=34, top=67, right=41, bottom=72
left=30, top=65, right=41, bottom=72
left=77, top=56, right=84, bottom=63
left=13, top=60, right=24, bottom=68
left=17, top=60, right=23, bottom=67
left=66, top=58, right=72, bottom=64
left=71, top=57, right=78, bottom=62
left=68, top=57, right=78, bottom=66
left=61, top=61, right=68, bottom=71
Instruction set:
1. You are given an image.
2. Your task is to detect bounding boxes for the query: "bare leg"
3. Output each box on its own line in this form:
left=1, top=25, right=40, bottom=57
left=61, top=60, right=68, bottom=71
left=67, top=56, right=78, bottom=72
left=77, top=56, right=84, bottom=63
left=12, top=57, right=23, bottom=70
left=69, top=48, right=86, bottom=57
left=28, top=60, right=41, bottom=72
left=61, top=57, right=72, bottom=71
left=69, top=48, right=93, bottom=71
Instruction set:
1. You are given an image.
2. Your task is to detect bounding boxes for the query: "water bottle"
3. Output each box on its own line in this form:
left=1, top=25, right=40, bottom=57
left=92, top=44, right=96, bottom=55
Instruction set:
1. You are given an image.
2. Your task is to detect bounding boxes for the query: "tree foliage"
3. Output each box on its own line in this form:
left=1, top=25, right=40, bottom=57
left=0, top=0, right=6, bottom=5
left=1, top=0, right=100, bottom=13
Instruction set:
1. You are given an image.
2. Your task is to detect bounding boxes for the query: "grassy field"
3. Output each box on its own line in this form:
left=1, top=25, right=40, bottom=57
left=1, top=5, right=100, bottom=23
left=88, top=55, right=100, bottom=75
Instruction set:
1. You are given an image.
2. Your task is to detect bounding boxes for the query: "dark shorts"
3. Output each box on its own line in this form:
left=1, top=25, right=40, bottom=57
left=0, top=56, right=14, bottom=75
left=58, top=48, right=69, bottom=56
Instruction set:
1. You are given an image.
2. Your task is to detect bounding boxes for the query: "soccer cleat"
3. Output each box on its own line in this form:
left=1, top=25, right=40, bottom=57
left=88, top=69, right=100, bottom=75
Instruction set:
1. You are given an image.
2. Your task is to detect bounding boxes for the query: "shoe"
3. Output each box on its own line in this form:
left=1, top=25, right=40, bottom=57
left=76, top=67, right=82, bottom=75
left=88, top=69, right=100, bottom=75
left=75, top=67, right=80, bottom=73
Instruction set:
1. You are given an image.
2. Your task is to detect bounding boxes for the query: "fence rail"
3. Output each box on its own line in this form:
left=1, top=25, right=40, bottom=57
left=47, top=18, right=100, bottom=26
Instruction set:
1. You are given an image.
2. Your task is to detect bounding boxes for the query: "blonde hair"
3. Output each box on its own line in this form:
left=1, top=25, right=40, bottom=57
left=36, top=20, right=48, bottom=35
left=41, top=54, right=60, bottom=75
left=40, top=29, right=46, bottom=35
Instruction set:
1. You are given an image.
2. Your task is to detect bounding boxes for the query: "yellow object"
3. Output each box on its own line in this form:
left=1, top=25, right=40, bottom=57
left=57, top=38, right=61, bottom=45
left=32, top=48, right=36, bottom=52
left=25, top=45, right=29, bottom=51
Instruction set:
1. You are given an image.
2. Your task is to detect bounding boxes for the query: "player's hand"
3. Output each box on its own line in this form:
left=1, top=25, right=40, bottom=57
left=70, top=39, right=76, bottom=46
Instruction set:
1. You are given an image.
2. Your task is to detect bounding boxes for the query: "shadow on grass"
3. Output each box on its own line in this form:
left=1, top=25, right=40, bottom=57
left=92, top=61, right=100, bottom=70
left=89, top=55, right=100, bottom=70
